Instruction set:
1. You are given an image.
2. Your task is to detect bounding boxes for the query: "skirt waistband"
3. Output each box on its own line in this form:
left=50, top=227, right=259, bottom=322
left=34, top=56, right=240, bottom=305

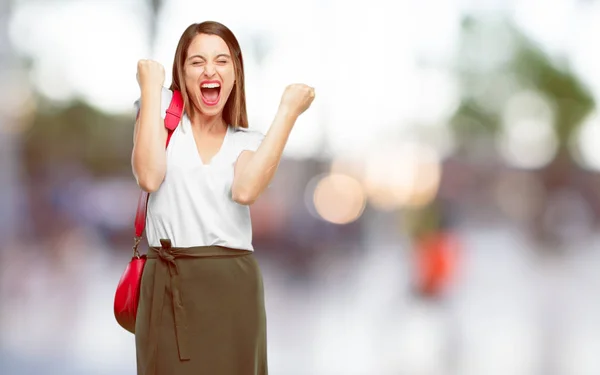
left=148, top=239, right=252, bottom=260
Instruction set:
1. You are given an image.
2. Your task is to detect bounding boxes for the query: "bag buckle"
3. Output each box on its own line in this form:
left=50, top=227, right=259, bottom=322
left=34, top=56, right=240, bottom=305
left=132, top=236, right=142, bottom=258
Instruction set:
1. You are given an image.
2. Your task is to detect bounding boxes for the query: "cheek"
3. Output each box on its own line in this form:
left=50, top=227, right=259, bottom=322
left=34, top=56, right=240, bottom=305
left=184, top=68, right=202, bottom=87
left=218, top=67, right=236, bottom=91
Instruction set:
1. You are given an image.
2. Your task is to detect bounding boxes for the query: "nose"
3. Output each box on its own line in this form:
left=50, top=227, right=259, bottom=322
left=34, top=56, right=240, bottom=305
left=203, top=62, right=216, bottom=77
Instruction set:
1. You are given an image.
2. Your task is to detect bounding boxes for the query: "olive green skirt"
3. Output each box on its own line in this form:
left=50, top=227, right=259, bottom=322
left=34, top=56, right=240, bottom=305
left=135, top=239, right=268, bottom=375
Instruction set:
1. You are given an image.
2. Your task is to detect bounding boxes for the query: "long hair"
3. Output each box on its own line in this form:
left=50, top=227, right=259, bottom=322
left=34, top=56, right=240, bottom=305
left=170, top=21, right=248, bottom=128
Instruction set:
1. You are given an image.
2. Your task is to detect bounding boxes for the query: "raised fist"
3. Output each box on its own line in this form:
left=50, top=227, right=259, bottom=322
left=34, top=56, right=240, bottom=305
left=136, top=59, right=165, bottom=90
left=279, top=83, right=315, bottom=117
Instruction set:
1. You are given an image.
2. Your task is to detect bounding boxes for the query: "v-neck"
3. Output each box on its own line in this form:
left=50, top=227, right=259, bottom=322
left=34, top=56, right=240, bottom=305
left=191, top=124, right=230, bottom=167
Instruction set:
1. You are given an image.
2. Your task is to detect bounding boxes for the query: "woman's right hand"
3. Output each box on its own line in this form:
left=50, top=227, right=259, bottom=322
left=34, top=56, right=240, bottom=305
left=136, top=59, right=165, bottom=90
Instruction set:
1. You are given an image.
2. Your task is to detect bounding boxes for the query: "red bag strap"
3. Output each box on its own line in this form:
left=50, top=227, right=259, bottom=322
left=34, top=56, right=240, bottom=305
left=132, top=90, right=184, bottom=256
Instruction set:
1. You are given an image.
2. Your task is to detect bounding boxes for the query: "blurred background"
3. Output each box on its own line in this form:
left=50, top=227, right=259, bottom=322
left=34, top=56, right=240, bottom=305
left=3, top=0, right=600, bottom=374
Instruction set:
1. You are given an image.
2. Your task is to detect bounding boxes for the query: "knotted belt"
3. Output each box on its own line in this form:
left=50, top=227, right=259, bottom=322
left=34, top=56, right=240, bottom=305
left=143, top=239, right=251, bottom=375
left=144, top=239, right=191, bottom=374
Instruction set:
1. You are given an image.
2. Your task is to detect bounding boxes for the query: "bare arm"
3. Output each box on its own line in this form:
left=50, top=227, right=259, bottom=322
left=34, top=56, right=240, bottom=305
left=231, top=83, right=315, bottom=205
left=131, top=60, right=168, bottom=192
left=231, top=108, right=297, bottom=205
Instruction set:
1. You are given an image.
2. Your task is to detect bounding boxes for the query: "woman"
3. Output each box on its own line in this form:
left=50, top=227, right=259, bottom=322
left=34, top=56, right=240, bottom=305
left=132, top=21, right=314, bottom=375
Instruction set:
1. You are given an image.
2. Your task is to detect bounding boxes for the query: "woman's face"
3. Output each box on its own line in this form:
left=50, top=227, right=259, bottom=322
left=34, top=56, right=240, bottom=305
left=184, top=33, right=235, bottom=118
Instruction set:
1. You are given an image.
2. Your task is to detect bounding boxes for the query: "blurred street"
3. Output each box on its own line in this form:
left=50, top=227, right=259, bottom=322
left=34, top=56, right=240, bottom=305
left=3, top=0, right=600, bottom=374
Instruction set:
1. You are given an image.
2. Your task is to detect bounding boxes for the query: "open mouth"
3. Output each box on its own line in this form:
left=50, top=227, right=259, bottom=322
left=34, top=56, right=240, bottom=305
left=200, top=82, right=221, bottom=106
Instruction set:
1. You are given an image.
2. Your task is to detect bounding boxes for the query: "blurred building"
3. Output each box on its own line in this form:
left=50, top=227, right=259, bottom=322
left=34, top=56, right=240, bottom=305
left=0, top=0, right=25, bottom=244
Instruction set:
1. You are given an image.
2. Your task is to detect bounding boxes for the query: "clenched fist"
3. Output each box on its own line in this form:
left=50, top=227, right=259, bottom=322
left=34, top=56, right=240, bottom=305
left=136, top=59, right=165, bottom=90
left=279, top=84, right=315, bottom=117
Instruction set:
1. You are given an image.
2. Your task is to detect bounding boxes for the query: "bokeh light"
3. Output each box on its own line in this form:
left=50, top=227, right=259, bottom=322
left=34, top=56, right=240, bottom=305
left=363, top=142, right=442, bottom=210
left=308, top=173, right=366, bottom=225
left=572, top=111, right=600, bottom=171
left=497, top=90, right=558, bottom=169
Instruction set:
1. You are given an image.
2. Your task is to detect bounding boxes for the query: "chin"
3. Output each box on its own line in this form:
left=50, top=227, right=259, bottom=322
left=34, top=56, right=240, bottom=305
left=199, top=103, right=225, bottom=118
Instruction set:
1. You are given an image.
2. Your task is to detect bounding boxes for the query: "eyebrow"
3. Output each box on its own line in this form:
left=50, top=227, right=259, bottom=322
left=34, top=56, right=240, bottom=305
left=187, top=53, right=231, bottom=61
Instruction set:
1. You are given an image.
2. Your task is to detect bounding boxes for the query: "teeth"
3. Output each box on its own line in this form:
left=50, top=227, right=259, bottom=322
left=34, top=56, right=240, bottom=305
left=201, top=83, right=220, bottom=88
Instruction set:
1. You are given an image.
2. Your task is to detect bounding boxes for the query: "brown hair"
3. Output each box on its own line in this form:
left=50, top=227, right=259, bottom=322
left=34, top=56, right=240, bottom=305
left=170, top=21, right=248, bottom=128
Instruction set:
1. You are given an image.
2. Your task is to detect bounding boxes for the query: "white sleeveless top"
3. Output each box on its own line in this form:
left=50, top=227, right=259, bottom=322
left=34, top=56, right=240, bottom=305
left=134, top=88, right=265, bottom=250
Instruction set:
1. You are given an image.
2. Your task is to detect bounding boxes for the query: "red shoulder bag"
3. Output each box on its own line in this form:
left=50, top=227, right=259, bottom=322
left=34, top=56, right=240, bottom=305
left=114, top=89, right=184, bottom=334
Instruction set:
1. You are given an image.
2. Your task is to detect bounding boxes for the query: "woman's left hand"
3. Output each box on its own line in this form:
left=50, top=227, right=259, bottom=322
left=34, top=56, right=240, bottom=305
left=278, top=83, right=315, bottom=118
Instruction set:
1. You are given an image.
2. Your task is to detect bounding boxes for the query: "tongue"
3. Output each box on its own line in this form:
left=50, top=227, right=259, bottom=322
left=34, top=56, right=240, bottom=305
left=201, top=87, right=219, bottom=102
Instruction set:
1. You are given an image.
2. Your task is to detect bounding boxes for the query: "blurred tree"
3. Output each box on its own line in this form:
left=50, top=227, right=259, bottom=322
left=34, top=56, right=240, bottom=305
left=450, top=16, right=594, bottom=154
left=12, top=0, right=171, bottom=243
left=511, top=34, right=594, bottom=149
left=148, top=0, right=165, bottom=55
left=21, top=0, right=169, bottom=177
left=409, top=16, right=596, bottom=248
left=22, top=99, right=134, bottom=177
left=0, top=0, right=27, bottom=242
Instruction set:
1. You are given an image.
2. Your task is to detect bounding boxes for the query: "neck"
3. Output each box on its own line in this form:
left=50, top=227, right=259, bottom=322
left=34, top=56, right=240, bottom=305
left=190, top=111, right=226, bottom=133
